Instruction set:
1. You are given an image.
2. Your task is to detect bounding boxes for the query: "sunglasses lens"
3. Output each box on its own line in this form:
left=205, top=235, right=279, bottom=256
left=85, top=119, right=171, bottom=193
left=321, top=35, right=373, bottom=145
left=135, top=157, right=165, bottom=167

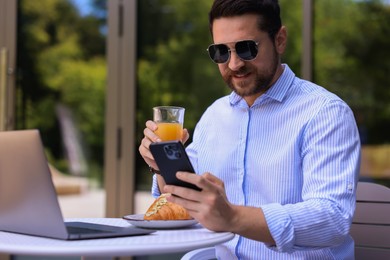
left=207, top=40, right=258, bottom=63
left=208, top=44, right=229, bottom=63
left=236, top=40, right=258, bottom=61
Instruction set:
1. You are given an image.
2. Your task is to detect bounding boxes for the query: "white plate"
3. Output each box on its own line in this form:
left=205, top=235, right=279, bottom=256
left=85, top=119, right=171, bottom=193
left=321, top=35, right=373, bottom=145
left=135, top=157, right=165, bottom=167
left=123, top=214, right=198, bottom=229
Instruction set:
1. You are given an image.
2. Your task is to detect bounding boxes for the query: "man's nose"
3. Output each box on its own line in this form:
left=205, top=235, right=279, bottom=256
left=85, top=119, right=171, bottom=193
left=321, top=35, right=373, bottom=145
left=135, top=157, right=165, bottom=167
left=228, top=50, right=245, bottom=71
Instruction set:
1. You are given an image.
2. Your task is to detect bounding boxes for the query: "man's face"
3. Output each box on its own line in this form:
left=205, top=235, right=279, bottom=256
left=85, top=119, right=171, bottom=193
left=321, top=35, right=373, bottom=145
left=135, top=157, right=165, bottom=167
left=211, top=14, right=285, bottom=106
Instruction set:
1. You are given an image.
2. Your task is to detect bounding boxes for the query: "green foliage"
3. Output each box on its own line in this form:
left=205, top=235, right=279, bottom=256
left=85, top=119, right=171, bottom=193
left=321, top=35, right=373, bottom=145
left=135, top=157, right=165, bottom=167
left=136, top=0, right=226, bottom=143
left=279, top=0, right=303, bottom=74
left=136, top=0, right=225, bottom=188
left=17, top=0, right=106, bottom=183
left=136, top=0, right=304, bottom=144
left=312, top=0, right=390, bottom=143
left=136, top=0, right=390, bottom=188
left=50, top=58, right=106, bottom=154
left=17, top=0, right=390, bottom=189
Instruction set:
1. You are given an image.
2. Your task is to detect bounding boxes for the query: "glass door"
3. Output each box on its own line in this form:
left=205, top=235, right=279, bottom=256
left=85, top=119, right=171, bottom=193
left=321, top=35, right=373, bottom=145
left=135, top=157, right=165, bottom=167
left=2, top=0, right=143, bottom=223
left=0, top=0, right=17, bottom=132
left=312, top=0, right=390, bottom=186
left=14, top=0, right=108, bottom=218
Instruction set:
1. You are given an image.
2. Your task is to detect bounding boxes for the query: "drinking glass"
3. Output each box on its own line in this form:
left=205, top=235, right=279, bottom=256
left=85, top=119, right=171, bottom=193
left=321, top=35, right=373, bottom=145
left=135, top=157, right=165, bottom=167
left=153, top=106, right=185, bottom=141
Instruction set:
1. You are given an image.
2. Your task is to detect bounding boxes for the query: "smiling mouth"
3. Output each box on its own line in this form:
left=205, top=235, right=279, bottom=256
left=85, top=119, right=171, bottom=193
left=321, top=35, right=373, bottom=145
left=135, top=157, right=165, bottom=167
left=235, top=73, right=248, bottom=78
left=231, top=67, right=251, bottom=77
left=232, top=71, right=251, bottom=80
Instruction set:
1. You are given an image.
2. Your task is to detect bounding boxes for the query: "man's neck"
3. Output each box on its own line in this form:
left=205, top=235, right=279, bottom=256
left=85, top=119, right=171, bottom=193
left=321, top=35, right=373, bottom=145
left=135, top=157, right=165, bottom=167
left=244, top=64, right=285, bottom=107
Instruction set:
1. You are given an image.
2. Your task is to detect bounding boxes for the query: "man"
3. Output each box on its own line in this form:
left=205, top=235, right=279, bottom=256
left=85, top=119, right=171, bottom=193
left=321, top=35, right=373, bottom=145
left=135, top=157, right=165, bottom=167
left=139, top=0, right=361, bottom=259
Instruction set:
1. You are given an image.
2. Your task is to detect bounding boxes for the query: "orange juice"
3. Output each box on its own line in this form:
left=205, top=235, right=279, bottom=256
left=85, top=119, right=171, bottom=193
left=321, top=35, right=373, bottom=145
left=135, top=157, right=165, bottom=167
left=155, top=122, right=183, bottom=141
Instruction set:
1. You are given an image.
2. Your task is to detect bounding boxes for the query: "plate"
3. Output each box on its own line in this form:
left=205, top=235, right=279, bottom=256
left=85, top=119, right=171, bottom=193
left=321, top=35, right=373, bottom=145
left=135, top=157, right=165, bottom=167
left=123, top=214, right=198, bottom=229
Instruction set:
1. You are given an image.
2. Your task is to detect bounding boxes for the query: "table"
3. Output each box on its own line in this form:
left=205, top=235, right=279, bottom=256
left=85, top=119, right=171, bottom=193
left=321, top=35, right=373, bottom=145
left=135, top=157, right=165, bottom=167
left=0, top=218, right=234, bottom=260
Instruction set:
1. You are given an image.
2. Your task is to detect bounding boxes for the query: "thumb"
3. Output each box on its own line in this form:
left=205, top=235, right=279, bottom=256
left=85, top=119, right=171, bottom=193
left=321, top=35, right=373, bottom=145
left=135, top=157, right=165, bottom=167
left=203, top=172, right=224, bottom=187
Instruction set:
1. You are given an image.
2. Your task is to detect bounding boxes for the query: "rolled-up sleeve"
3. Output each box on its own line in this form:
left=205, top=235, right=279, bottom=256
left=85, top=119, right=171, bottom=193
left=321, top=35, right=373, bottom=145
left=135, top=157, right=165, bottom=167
left=151, top=174, right=161, bottom=198
left=261, top=100, right=360, bottom=252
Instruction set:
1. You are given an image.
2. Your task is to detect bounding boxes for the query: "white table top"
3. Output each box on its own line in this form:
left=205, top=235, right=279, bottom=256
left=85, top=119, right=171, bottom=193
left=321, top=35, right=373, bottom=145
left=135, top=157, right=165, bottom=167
left=0, top=218, right=234, bottom=258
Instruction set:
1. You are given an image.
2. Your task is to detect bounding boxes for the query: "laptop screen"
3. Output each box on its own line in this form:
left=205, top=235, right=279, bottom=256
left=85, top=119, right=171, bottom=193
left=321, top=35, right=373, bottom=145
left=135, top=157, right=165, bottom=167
left=0, top=129, right=154, bottom=240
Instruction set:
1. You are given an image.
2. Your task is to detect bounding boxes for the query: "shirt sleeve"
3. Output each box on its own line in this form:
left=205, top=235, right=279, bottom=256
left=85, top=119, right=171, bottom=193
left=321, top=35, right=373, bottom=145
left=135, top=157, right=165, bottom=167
left=261, top=99, right=361, bottom=252
left=151, top=174, right=161, bottom=198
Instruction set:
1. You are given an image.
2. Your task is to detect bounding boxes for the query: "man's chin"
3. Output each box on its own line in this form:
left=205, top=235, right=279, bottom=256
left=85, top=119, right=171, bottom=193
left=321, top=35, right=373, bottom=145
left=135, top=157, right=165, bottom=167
left=231, top=87, right=253, bottom=97
left=229, top=79, right=249, bottom=91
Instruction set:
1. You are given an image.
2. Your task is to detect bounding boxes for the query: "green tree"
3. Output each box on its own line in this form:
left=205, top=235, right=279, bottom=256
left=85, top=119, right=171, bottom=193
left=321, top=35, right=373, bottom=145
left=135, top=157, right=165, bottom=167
left=17, top=0, right=107, bottom=183
left=340, top=1, right=390, bottom=143
left=136, top=0, right=231, bottom=188
left=279, top=0, right=303, bottom=74
left=313, top=0, right=390, bottom=143
left=135, top=0, right=305, bottom=188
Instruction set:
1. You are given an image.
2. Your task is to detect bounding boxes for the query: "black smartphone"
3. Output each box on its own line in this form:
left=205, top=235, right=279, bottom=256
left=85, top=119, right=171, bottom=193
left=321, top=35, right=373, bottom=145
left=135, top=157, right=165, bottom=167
left=149, top=141, right=201, bottom=191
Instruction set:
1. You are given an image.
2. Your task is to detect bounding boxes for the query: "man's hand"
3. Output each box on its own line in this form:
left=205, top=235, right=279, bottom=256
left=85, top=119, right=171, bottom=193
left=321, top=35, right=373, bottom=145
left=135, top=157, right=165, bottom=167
left=164, top=172, right=236, bottom=232
left=138, top=120, right=190, bottom=170
left=164, top=171, right=275, bottom=244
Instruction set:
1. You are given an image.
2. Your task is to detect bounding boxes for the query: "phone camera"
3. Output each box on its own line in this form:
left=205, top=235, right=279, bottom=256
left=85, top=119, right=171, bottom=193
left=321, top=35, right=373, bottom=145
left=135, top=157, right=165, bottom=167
left=163, top=144, right=181, bottom=160
left=164, top=146, right=173, bottom=156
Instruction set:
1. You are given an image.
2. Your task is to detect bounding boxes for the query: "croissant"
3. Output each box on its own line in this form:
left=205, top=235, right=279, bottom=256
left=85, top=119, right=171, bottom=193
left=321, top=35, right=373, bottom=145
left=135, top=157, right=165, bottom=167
left=144, top=193, right=192, bottom=220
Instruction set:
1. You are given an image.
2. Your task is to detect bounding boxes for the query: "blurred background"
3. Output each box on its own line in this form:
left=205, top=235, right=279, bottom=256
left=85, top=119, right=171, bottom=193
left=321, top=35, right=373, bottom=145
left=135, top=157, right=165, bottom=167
left=1, top=0, right=389, bottom=229
left=1, top=0, right=389, bottom=259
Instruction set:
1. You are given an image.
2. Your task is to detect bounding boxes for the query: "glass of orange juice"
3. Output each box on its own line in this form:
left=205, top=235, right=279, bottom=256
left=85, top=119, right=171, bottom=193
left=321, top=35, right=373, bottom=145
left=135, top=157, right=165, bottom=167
left=153, top=106, right=185, bottom=141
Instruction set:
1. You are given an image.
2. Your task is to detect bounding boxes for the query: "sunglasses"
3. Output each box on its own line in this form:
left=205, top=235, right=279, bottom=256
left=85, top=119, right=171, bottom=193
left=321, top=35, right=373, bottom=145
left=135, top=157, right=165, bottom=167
left=207, top=40, right=259, bottom=64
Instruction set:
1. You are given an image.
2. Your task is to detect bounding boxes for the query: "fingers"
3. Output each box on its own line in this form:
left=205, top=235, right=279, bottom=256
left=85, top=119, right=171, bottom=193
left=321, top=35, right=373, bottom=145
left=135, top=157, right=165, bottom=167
left=203, top=172, right=224, bottom=187
left=164, top=171, right=220, bottom=197
left=143, top=120, right=189, bottom=144
left=164, top=182, right=201, bottom=213
left=138, top=120, right=160, bottom=168
left=182, top=128, right=190, bottom=143
left=177, top=171, right=222, bottom=191
left=169, top=172, right=229, bottom=203
left=145, top=120, right=161, bottom=142
left=138, top=138, right=155, bottom=165
left=164, top=171, right=233, bottom=232
left=163, top=172, right=199, bottom=199
left=138, top=120, right=191, bottom=173
left=202, top=172, right=227, bottom=200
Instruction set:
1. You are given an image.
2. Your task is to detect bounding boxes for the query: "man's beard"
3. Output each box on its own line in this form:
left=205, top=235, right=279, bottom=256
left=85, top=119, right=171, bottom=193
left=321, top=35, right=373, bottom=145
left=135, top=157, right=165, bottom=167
left=225, top=48, right=279, bottom=97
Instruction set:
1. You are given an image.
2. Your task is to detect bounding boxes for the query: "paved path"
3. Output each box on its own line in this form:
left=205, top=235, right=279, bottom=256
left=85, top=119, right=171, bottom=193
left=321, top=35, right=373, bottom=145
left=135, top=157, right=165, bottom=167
left=58, top=190, right=155, bottom=218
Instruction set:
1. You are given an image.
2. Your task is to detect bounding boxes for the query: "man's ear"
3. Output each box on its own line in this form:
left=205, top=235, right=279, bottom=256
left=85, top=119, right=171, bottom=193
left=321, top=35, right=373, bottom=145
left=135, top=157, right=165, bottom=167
left=275, top=26, right=287, bottom=54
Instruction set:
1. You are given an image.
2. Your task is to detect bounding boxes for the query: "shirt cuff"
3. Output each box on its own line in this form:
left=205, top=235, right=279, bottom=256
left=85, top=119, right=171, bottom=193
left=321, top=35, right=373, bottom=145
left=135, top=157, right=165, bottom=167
left=151, top=174, right=161, bottom=198
left=261, top=203, right=295, bottom=253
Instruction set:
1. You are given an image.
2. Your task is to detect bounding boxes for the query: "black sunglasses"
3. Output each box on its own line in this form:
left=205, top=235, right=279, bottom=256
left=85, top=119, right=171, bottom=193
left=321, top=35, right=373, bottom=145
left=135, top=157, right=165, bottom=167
left=207, top=40, right=259, bottom=64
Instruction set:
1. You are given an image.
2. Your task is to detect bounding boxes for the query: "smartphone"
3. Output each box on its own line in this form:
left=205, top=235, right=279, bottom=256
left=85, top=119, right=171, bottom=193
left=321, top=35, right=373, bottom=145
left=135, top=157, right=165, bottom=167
left=149, top=141, right=201, bottom=191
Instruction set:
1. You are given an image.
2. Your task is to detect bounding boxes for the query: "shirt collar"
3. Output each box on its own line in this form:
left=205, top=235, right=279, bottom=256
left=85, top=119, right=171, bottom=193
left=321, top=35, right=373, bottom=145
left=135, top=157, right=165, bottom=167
left=229, top=64, right=295, bottom=106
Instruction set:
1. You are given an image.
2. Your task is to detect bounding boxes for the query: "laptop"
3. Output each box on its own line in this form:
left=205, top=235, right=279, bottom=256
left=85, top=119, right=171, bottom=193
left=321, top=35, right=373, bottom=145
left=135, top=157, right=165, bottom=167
left=0, top=129, right=155, bottom=240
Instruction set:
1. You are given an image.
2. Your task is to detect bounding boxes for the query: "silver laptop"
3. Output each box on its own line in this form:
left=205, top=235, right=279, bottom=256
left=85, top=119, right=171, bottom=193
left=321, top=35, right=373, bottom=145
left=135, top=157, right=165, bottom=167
left=0, top=129, right=154, bottom=240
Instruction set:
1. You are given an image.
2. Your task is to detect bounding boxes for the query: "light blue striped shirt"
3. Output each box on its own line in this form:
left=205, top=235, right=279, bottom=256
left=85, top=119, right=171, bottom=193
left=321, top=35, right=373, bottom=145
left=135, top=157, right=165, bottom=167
left=152, top=64, right=361, bottom=259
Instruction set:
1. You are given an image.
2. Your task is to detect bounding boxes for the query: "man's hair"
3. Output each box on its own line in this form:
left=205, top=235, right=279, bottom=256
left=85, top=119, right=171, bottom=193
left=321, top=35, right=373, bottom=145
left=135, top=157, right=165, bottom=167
left=209, top=0, right=282, bottom=41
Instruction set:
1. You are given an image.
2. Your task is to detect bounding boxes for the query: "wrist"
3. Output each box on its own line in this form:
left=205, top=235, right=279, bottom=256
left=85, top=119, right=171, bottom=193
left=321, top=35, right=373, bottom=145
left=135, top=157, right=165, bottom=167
left=148, top=165, right=161, bottom=175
